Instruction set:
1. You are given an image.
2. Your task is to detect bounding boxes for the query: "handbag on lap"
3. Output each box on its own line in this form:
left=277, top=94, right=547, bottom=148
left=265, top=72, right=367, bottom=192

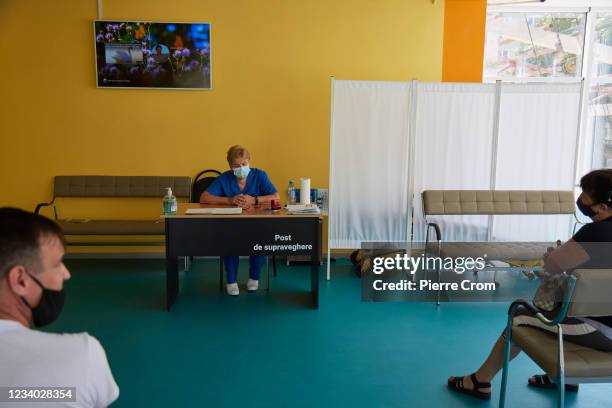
left=532, top=271, right=569, bottom=312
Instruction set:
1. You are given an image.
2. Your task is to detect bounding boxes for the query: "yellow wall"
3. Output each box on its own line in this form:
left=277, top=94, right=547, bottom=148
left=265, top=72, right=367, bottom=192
left=442, top=0, right=486, bottom=82
left=0, top=0, right=444, bottom=252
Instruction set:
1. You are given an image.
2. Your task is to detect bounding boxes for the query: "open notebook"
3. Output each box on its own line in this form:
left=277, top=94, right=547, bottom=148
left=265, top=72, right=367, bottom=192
left=185, top=207, right=243, bottom=215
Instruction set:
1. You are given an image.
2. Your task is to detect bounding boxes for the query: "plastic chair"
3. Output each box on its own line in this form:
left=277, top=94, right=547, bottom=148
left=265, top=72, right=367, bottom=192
left=500, top=269, right=612, bottom=408
left=191, top=169, right=222, bottom=203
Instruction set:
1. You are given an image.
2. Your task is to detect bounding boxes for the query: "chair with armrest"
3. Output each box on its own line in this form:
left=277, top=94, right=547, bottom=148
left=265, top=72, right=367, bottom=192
left=500, top=268, right=612, bottom=408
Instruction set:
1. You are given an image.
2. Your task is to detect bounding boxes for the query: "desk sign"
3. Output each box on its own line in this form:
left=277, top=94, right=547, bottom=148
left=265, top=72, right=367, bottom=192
left=252, top=234, right=313, bottom=253
left=165, top=217, right=319, bottom=256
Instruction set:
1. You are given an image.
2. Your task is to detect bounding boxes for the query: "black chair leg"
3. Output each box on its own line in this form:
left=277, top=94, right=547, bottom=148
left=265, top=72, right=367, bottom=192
left=219, top=257, right=224, bottom=292
left=266, top=257, right=270, bottom=292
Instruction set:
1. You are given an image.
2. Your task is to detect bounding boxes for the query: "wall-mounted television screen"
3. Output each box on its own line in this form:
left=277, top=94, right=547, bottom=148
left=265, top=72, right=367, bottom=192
left=94, top=20, right=211, bottom=89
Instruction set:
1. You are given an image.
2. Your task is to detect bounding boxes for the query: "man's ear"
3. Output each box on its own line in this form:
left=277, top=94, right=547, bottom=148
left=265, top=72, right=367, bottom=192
left=5, top=265, right=30, bottom=297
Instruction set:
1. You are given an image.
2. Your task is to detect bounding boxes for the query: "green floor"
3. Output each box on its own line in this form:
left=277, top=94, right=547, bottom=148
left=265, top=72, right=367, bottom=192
left=46, top=258, right=612, bottom=407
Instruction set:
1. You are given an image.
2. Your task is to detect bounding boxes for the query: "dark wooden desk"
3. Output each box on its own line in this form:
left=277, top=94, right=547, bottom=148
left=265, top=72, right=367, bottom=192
left=163, top=204, right=323, bottom=311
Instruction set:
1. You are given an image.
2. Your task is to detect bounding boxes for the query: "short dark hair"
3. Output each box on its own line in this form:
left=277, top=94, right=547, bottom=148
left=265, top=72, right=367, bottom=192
left=580, top=169, right=612, bottom=207
left=0, top=208, right=65, bottom=277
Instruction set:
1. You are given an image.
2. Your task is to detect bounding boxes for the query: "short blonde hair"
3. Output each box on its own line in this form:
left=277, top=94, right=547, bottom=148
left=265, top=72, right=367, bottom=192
left=226, top=145, right=251, bottom=164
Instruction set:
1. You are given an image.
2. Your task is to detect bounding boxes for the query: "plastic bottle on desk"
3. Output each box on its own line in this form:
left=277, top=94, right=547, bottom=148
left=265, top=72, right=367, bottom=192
left=287, top=180, right=296, bottom=205
left=163, top=187, right=178, bottom=215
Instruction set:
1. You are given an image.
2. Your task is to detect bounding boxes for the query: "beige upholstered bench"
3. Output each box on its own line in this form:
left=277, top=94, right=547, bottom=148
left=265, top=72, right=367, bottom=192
left=422, top=190, right=578, bottom=303
left=35, top=176, right=191, bottom=246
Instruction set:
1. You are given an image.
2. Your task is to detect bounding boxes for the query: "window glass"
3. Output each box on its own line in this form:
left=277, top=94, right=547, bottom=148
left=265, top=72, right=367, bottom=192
left=484, top=12, right=586, bottom=81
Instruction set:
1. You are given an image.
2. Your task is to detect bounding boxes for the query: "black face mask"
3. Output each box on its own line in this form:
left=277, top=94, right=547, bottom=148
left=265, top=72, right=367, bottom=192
left=21, top=273, right=66, bottom=328
left=576, top=198, right=597, bottom=218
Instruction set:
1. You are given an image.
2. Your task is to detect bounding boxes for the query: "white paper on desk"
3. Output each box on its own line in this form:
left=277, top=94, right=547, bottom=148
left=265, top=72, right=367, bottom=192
left=286, top=204, right=320, bottom=214
left=185, top=208, right=243, bottom=215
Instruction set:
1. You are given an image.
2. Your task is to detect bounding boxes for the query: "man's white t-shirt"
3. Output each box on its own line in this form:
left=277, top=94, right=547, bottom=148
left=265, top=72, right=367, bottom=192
left=0, top=320, right=119, bottom=408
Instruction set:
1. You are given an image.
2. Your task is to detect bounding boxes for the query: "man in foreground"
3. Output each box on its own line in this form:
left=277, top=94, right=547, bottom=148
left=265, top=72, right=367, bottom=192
left=0, top=207, right=119, bottom=407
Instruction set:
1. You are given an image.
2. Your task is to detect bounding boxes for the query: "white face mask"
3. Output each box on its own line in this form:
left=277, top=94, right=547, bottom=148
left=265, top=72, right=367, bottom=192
left=233, top=165, right=250, bottom=179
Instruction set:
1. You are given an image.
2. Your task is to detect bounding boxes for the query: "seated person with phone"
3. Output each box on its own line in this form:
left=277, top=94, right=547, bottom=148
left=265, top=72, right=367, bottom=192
left=447, top=169, right=612, bottom=400
left=200, top=145, right=280, bottom=295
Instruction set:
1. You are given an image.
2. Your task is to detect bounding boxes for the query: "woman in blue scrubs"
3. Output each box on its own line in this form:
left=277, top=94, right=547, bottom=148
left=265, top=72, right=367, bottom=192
left=200, top=145, right=280, bottom=295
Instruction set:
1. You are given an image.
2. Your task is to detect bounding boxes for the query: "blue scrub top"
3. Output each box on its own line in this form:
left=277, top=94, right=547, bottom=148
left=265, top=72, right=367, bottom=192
left=206, top=168, right=277, bottom=198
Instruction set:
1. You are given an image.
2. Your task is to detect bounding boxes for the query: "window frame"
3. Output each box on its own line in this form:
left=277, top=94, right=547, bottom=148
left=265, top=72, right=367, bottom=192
left=483, top=2, right=612, bottom=188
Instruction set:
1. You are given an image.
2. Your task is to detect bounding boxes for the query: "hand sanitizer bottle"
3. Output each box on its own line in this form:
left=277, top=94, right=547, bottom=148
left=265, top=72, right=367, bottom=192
left=163, top=187, right=177, bottom=215
left=287, top=180, right=296, bottom=205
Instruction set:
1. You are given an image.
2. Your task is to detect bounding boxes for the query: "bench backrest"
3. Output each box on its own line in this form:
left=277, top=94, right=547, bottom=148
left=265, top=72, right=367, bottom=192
left=422, top=190, right=575, bottom=216
left=568, top=269, right=612, bottom=318
left=53, top=176, right=192, bottom=199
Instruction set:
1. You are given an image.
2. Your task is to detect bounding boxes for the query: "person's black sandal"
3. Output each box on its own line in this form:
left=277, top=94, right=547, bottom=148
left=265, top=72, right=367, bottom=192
left=448, top=373, right=491, bottom=400
left=528, top=374, right=579, bottom=392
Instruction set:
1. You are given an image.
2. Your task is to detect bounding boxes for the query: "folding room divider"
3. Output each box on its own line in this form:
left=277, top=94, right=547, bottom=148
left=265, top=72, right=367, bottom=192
left=327, top=79, right=583, bottom=279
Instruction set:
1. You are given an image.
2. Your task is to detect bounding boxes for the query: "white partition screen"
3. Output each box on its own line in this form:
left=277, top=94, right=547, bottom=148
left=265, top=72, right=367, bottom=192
left=328, top=80, right=412, bottom=249
left=412, top=83, right=498, bottom=242
left=491, top=83, right=582, bottom=241
left=328, top=79, right=584, bottom=278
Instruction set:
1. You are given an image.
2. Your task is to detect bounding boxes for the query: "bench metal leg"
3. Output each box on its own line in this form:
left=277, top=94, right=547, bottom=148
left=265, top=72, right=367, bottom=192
left=436, top=265, right=441, bottom=306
